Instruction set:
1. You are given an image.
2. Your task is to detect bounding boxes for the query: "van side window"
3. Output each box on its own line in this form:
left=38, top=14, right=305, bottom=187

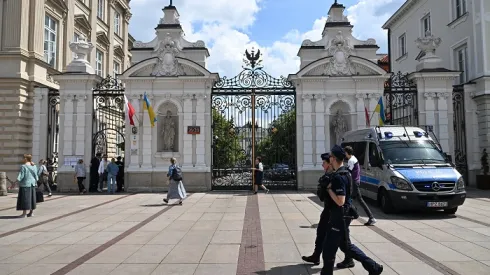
left=354, top=142, right=367, bottom=166
left=369, top=143, right=381, bottom=166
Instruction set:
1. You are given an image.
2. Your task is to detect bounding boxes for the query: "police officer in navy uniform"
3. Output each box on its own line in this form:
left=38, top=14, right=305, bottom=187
left=321, top=145, right=383, bottom=275
left=302, top=152, right=334, bottom=265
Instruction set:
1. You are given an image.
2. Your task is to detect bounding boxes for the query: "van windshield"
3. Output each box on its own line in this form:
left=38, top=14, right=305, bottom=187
left=379, top=141, right=446, bottom=165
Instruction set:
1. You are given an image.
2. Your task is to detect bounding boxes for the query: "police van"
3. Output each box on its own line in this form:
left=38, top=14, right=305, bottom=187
left=341, top=126, right=466, bottom=214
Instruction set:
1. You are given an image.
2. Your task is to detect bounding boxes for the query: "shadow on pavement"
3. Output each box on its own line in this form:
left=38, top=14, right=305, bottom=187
left=255, top=263, right=321, bottom=275
left=0, top=215, right=25, bottom=219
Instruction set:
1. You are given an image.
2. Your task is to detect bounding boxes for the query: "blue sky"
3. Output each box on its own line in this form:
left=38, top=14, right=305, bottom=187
left=129, top=0, right=405, bottom=77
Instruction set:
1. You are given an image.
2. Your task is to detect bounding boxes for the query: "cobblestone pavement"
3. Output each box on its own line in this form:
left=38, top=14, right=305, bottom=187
left=0, top=188, right=489, bottom=275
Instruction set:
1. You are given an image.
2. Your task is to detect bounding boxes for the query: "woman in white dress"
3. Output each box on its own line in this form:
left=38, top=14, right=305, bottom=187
left=164, top=157, right=187, bottom=205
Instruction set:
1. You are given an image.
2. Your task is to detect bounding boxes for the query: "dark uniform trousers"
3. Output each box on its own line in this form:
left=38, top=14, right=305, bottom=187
left=321, top=212, right=379, bottom=275
left=313, top=208, right=330, bottom=258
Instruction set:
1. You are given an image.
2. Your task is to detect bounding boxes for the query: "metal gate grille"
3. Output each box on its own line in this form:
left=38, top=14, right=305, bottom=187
left=211, top=49, right=297, bottom=190
left=92, top=76, right=126, bottom=158
left=384, top=72, right=418, bottom=126
left=452, top=85, right=468, bottom=183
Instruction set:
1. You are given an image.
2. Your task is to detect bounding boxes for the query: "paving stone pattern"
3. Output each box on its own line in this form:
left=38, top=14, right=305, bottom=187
left=0, top=188, right=488, bottom=274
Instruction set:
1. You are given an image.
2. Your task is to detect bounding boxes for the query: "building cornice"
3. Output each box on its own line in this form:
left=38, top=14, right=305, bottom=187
left=382, top=0, right=419, bottom=29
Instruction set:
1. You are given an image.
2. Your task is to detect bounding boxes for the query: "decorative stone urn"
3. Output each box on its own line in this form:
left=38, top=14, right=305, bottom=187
left=65, top=34, right=95, bottom=74
left=415, top=31, right=443, bottom=71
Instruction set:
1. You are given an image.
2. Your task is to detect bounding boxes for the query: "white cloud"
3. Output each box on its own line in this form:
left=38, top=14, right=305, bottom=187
left=129, top=0, right=403, bottom=78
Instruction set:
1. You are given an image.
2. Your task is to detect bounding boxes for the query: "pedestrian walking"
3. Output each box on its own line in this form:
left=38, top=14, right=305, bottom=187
left=344, top=146, right=377, bottom=226
left=252, top=156, right=269, bottom=194
left=16, top=154, right=38, bottom=218
left=97, top=154, right=109, bottom=192
left=302, top=152, right=335, bottom=265
left=74, top=159, right=87, bottom=195
left=106, top=158, right=119, bottom=194
left=164, top=157, right=186, bottom=205
left=115, top=156, right=124, bottom=192
left=90, top=153, right=101, bottom=192
left=320, top=145, right=383, bottom=275
left=37, top=159, right=52, bottom=197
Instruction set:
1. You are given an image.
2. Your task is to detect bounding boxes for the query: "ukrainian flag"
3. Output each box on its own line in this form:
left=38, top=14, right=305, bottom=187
left=143, top=92, right=157, bottom=127
left=374, top=96, right=386, bottom=126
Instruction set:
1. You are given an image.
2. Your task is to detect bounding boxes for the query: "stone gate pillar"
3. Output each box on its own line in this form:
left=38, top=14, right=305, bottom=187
left=31, top=88, right=49, bottom=163
left=408, top=33, right=460, bottom=156
left=53, top=36, right=100, bottom=192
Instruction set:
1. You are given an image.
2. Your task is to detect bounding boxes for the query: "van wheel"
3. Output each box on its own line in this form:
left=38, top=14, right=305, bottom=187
left=443, top=207, right=458, bottom=215
left=379, top=189, right=395, bottom=214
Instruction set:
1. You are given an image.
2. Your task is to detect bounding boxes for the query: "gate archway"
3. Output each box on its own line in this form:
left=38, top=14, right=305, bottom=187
left=92, top=75, right=126, bottom=158
left=211, top=49, right=297, bottom=190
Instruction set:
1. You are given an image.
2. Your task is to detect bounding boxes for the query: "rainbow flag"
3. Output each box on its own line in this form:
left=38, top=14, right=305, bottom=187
left=143, top=92, right=157, bottom=127
left=374, top=96, right=386, bottom=126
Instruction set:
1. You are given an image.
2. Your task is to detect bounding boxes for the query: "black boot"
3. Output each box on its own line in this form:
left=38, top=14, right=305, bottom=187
left=302, top=255, right=320, bottom=265
left=336, top=259, right=355, bottom=269
left=369, top=264, right=383, bottom=275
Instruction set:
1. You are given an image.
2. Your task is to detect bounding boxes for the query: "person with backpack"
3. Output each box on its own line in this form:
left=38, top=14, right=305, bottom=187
left=164, top=157, right=186, bottom=205
left=320, top=145, right=383, bottom=275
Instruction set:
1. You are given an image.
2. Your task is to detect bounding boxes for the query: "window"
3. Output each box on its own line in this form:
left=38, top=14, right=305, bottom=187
left=341, top=142, right=367, bottom=166
left=421, top=14, right=431, bottom=36
left=398, top=34, right=406, bottom=58
left=379, top=141, right=446, bottom=165
left=44, top=15, right=57, bottom=67
left=97, top=0, right=105, bottom=20
left=368, top=143, right=382, bottom=167
left=114, top=12, right=121, bottom=36
left=113, top=61, right=120, bottom=77
left=72, top=33, right=80, bottom=60
left=455, top=0, right=467, bottom=18
left=455, top=45, right=468, bottom=84
left=96, top=50, right=104, bottom=76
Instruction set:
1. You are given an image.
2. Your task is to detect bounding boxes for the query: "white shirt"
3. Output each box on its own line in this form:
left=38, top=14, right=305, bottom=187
left=347, top=155, right=358, bottom=171
left=98, top=160, right=108, bottom=174
left=258, top=162, right=263, bottom=171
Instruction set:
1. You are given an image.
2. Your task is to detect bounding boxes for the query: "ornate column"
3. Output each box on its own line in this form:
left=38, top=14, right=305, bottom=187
left=123, top=11, right=132, bottom=69
left=195, top=94, right=207, bottom=168
left=108, top=1, right=116, bottom=74
left=74, top=94, right=88, bottom=156
left=59, top=95, right=75, bottom=171
left=465, top=86, right=480, bottom=180
left=182, top=93, right=194, bottom=168
left=31, top=89, right=47, bottom=163
left=302, top=94, right=314, bottom=168
left=436, top=92, right=452, bottom=154
left=314, top=94, right=326, bottom=165
left=355, top=93, right=367, bottom=129
left=423, top=92, right=437, bottom=129
left=29, top=0, right=45, bottom=59
left=141, top=94, right=154, bottom=169
left=127, top=95, right=140, bottom=169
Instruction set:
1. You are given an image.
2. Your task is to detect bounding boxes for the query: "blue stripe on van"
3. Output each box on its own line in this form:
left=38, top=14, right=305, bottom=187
left=360, top=175, right=397, bottom=190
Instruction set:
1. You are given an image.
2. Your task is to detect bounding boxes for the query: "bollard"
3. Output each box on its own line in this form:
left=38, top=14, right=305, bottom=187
left=0, top=172, right=7, bottom=196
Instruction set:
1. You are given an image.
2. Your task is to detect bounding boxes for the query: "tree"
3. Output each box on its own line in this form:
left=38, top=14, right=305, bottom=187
left=256, top=109, right=296, bottom=167
left=212, top=109, right=247, bottom=169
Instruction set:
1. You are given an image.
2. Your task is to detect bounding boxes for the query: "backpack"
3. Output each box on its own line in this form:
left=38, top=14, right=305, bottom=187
left=172, top=166, right=183, bottom=181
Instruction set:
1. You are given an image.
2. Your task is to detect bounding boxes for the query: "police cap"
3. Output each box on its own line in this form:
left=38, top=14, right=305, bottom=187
left=330, top=145, right=346, bottom=160
left=320, top=153, right=330, bottom=161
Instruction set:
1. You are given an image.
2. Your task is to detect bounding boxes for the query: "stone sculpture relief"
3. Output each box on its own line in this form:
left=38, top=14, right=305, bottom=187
left=151, top=35, right=185, bottom=77
left=324, top=31, right=355, bottom=76
left=331, top=110, right=348, bottom=145
left=161, top=111, right=177, bottom=151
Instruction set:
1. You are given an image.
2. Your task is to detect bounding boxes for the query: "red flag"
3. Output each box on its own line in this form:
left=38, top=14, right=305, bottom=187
left=124, top=95, right=136, bottom=126
left=365, top=106, right=370, bottom=127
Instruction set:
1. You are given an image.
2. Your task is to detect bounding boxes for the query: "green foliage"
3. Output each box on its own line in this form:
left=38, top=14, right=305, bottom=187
left=212, top=109, right=247, bottom=168
left=256, top=109, right=296, bottom=167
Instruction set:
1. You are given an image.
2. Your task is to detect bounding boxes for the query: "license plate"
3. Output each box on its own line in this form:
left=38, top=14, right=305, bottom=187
left=427, top=202, right=448, bottom=207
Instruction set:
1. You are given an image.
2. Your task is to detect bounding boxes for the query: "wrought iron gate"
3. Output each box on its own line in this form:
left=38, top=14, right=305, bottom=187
left=92, top=75, right=126, bottom=158
left=452, top=85, right=468, bottom=183
left=47, top=89, right=60, bottom=186
left=211, top=49, right=297, bottom=190
left=384, top=72, right=418, bottom=126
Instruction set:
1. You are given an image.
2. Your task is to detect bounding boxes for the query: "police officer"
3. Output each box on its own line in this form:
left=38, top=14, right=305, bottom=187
left=321, top=145, right=383, bottom=275
left=302, top=152, right=334, bottom=265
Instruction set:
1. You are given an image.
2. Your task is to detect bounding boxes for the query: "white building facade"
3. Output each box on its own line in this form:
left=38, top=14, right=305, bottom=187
left=383, top=0, right=489, bottom=185
left=50, top=1, right=460, bottom=192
